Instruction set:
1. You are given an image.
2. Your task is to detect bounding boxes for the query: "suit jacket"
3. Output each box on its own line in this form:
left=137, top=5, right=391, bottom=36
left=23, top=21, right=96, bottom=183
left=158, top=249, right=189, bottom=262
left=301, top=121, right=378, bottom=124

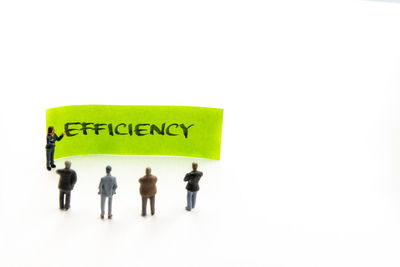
left=99, top=174, right=117, bottom=196
left=184, top=171, right=202, bottom=192
left=46, top=133, right=63, bottom=149
left=56, top=168, right=77, bottom=192
left=139, top=174, right=157, bottom=197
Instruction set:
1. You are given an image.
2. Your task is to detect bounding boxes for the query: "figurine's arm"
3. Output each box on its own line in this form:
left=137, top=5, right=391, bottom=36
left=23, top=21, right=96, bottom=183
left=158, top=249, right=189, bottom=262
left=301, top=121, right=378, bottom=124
left=184, top=173, right=190, bottom=182
left=46, top=135, right=51, bottom=146
left=112, top=179, right=118, bottom=194
left=56, top=133, right=64, bottom=141
left=98, top=179, right=103, bottom=194
left=71, top=171, right=77, bottom=186
left=57, top=169, right=69, bottom=175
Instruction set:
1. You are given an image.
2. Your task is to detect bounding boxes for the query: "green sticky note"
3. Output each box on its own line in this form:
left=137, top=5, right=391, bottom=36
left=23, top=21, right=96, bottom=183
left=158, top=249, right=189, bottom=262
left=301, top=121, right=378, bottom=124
left=46, top=105, right=224, bottom=160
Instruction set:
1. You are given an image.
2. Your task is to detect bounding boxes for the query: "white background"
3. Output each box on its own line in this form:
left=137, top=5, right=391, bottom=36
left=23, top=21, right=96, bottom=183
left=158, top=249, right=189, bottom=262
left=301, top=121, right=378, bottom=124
left=1, top=0, right=400, bottom=266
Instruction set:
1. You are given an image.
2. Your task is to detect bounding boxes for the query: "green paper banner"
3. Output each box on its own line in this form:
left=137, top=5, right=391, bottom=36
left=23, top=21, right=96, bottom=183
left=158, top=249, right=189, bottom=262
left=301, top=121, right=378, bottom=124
left=46, top=105, right=223, bottom=160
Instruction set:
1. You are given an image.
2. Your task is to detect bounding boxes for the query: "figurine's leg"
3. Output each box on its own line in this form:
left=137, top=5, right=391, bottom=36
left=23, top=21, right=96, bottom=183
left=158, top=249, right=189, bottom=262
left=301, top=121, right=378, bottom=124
left=192, top=191, right=197, bottom=209
left=186, top=191, right=192, bottom=211
left=150, top=196, right=155, bottom=215
left=46, top=149, right=51, bottom=170
left=50, top=150, right=54, bottom=165
left=100, top=195, right=106, bottom=217
left=50, top=148, right=55, bottom=167
left=108, top=196, right=113, bottom=217
left=59, top=191, right=64, bottom=209
left=141, top=196, right=147, bottom=216
left=65, top=192, right=71, bottom=210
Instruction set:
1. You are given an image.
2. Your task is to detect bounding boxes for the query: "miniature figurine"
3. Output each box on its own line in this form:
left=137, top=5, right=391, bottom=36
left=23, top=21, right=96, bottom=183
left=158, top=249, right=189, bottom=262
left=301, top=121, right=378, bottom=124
left=46, top=126, right=66, bottom=171
left=139, top=167, right=158, bottom=216
left=56, top=161, right=77, bottom=211
left=98, top=165, right=117, bottom=219
left=184, top=162, right=203, bottom=211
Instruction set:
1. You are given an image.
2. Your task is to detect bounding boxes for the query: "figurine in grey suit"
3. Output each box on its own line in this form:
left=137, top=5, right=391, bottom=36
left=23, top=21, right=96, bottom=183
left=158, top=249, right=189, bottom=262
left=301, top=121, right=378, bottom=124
left=98, top=165, right=117, bottom=219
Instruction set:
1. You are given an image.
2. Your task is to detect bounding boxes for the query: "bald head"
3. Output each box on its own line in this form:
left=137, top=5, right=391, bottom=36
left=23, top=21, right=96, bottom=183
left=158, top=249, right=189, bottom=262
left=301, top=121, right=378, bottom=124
left=145, top=167, right=151, bottom=175
left=192, top=162, right=198, bottom=171
left=65, top=161, right=71, bottom=169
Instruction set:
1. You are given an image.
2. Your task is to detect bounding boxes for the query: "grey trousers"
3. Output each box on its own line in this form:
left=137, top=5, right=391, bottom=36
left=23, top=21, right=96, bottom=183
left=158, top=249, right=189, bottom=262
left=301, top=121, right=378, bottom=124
left=46, top=147, right=55, bottom=167
left=100, top=195, right=113, bottom=216
left=186, top=191, right=198, bottom=210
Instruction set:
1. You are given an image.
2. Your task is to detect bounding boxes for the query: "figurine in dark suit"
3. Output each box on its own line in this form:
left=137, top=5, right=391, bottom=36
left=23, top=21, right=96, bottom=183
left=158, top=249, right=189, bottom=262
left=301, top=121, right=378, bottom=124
left=184, top=162, right=203, bottom=211
left=98, top=166, right=118, bottom=219
left=46, top=126, right=65, bottom=171
left=56, top=161, right=77, bottom=210
left=139, top=167, right=158, bottom=216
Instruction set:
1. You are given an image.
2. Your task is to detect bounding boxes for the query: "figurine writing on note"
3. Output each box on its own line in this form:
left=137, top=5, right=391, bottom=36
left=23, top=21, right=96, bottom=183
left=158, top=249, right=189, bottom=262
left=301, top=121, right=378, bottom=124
left=46, top=126, right=66, bottom=171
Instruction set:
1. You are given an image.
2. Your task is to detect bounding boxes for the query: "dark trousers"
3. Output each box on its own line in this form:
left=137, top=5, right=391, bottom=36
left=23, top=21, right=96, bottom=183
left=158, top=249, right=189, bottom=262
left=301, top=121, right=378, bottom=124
left=141, top=196, right=155, bottom=215
left=59, top=191, right=71, bottom=209
left=46, top=147, right=55, bottom=168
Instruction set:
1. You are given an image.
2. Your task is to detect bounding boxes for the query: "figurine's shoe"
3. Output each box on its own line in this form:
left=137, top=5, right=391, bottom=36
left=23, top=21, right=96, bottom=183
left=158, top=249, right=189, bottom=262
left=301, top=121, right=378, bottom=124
left=51, top=164, right=56, bottom=168
left=47, top=166, right=51, bottom=171
left=108, top=215, right=112, bottom=219
left=185, top=207, right=191, bottom=211
left=151, top=212, right=155, bottom=216
left=64, top=207, right=69, bottom=211
left=141, top=213, right=146, bottom=217
left=100, top=215, right=104, bottom=219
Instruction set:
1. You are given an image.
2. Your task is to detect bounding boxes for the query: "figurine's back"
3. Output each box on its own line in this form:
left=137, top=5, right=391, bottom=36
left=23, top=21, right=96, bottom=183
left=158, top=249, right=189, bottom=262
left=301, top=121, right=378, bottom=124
left=99, top=174, right=117, bottom=196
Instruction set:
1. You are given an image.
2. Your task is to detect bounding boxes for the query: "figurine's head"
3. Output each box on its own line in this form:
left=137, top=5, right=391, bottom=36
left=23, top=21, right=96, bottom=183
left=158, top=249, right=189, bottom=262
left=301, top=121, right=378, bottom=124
left=106, top=165, right=112, bottom=174
left=192, top=162, right=198, bottom=171
left=47, top=126, right=55, bottom=135
left=145, top=167, right=151, bottom=175
left=65, top=161, right=71, bottom=169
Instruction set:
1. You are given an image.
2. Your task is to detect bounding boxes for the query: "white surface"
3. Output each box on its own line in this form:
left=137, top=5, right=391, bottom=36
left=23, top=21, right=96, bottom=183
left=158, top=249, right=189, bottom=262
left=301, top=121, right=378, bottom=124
left=1, top=0, right=400, bottom=266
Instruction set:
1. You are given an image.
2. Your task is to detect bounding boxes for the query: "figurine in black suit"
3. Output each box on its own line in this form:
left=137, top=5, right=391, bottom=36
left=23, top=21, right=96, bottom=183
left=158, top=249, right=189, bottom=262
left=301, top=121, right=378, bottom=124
left=184, top=162, right=203, bottom=211
left=46, top=126, right=65, bottom=171
left=56, top=161, right=77, bottom=210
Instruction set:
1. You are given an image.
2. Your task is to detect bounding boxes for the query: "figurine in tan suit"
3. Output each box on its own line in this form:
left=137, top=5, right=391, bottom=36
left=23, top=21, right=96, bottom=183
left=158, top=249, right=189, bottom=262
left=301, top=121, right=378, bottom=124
left=139, top=167, right=158, bottom=216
